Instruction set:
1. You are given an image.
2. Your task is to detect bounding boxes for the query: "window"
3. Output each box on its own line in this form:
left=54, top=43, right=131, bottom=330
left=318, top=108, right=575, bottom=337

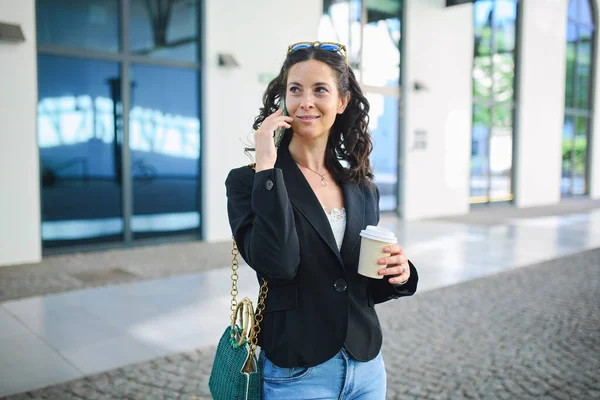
left=563, top=0, right=595, bottom=196
left=37, top=0, right=120, bottom=52
left=320, top=0, right=402, bottom=212
left=471, top=0, right=518, bottom=204
left=37, top=0, right=201, bottom=250
left=38, top=55, right=123, bottom=247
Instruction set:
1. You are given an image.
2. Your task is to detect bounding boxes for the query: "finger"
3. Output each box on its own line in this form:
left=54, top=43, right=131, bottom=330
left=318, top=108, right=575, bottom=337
left=262, top=108, right=284, bottom=125
left=383, top=244, right=404, bottom=255
left=275, top=120, right=292, bottom=129
left=377, top=255, right=407, bottom=266
left=378, top=265, right=403, bottom=276
left=256, top=121, right=290, bottom=138
left=275, top=117, right=294, bottom=125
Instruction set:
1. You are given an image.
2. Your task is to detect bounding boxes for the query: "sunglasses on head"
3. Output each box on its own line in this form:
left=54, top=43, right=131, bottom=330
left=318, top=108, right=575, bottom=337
left=287, top=41, right=348, bottom=66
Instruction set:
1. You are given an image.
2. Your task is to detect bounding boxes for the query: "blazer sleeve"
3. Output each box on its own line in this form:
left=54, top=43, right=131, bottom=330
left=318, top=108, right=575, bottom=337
left=225, top=167, right=300, bottom=281
left=368, top=186, right=419, bottom=304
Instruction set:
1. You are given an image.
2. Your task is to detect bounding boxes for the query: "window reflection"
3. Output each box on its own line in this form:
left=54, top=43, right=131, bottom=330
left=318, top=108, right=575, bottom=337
left=471, top=105, right=490, bottom=200
left=490, top=103, right=513, bottom=201
left=473, top=56, right=492, bottom=100
left=573, top=117, right=588, bottom=194
left=362, top=0, right=401, bottom=87
left=563, top=0, right=595, bottom=196
left=474, top=1, right=493, bottom=57
left=493, top=0, right=517, bottom=53
left=37, top=0, right=120, bottom=52
left=471, top=0, right=517, bottom=204
left=319, top=0, right=362, bottom=72
left=366, top=94, right=398, bottom=211
left=562, top=116, right=575, bottom=195
left=577, top=27, right=593, bottom=109
left=561, top=116, right=587, bottom=195
left=320, top=0, right=401, bottom=211
left=130, top=0, right=199, bottom=62
left=129, top=64, right=200, bottom=238
left=575, top=0, right=594, bottom=26
left=493, top=54, right=514, bottom=101
left=38, top=55, right=123, bottom=246
left=565, top=23, right=577, bottom=108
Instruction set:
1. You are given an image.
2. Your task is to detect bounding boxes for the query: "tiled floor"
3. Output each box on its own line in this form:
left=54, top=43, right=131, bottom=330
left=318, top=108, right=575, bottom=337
left=1, top=209, right=599, bottom=397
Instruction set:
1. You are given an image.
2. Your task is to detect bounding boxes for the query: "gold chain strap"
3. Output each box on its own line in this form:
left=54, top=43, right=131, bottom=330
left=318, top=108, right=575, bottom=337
left=230, top=240, right=241, bottom=324
left=230, top=162, right=268, bottom=361
left=249, top=278, right=268, bottom=359
left=230, top=239, right=269, bottom=360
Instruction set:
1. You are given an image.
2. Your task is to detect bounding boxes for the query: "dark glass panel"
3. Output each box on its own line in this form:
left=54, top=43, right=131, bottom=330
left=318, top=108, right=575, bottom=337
left=36, top=0, right=119, bottom=52
left=130, top=0, right=199, bottom=62
left=493, top=53, right=514, bottom=102
left=565, top=23, right=578, bottom=108
left=129, top=64, right=200, bottom=239
left=493, top=0, right=517, bottom=54
left=38, top=55, right=123, bottom=247
left=471, top=104, right=491, bottom=201
left=366, top=93, right=398, bottom=212
left=473, top=56, right=492, bottom=100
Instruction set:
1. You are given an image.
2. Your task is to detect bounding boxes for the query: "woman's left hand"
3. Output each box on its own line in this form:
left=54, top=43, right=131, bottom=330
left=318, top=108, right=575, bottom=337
left=377, top=244, right=410, bottom=284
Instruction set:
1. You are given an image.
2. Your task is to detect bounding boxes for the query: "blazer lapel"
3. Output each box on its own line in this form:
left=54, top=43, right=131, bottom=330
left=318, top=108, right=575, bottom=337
left=340, top=181, right=364, bottom=266
left=276, top=144, right=344, bottom=267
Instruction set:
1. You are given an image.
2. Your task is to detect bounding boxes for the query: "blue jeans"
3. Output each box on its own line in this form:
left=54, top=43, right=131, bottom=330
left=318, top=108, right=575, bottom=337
left=259, top=348, right=387, bottom=399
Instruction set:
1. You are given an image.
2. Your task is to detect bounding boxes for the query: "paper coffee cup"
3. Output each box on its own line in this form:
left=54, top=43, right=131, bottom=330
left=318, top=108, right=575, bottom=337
left=358, top=225, right=398, bottom=279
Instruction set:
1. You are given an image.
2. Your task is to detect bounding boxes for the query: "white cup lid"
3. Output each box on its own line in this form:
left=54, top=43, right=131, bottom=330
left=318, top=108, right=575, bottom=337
left=359, top=225, right=397, bottom=243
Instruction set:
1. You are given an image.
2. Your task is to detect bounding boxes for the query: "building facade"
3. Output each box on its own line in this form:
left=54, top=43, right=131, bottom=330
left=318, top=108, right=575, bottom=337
left=1, top=0, right=599, bottom=267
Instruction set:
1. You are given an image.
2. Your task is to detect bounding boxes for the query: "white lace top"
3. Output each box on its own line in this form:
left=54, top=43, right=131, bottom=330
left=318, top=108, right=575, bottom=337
left=324, top=207, right=346, bottom=251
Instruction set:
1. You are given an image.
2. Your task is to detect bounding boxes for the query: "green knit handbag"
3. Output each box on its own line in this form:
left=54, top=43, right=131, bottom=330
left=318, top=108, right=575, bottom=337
left=209, top=239, right=268, bottom=400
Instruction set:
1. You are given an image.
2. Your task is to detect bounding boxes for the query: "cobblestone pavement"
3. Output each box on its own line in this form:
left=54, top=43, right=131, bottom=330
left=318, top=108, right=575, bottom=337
left=5, top=249, right=600, bottom=400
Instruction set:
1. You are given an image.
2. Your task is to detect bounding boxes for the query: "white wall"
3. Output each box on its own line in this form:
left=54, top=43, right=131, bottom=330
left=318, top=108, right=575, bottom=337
left=202, top=0, right=322, bottom=241
left=514, top=0, right=568, bottom=208
left=401, top=0, right=473, bottom=220
left=0, top=0, right=41, bottom=267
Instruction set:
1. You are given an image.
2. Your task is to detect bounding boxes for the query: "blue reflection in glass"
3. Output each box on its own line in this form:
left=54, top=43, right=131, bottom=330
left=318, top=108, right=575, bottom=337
left=129, top=64, right=200, bottom=238
left=36, top=0, right=120, bottom=52
left=575, top=0, right=594, bottom=26
left=38, top=55, right=123, bottom=246
left=129, top=0, right=199, bottom=62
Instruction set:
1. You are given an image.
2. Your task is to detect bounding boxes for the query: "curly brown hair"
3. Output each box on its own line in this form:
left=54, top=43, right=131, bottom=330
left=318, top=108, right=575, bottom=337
left=252, top=46, right=374, bottom=186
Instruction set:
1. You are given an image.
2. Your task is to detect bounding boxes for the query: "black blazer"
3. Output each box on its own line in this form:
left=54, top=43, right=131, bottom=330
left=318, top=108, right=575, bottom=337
left=225, top=142, right=418, bottom=368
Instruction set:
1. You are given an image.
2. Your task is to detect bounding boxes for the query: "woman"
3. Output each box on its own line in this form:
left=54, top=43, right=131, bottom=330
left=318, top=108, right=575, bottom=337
left=226, top=42, right=418, bottom=399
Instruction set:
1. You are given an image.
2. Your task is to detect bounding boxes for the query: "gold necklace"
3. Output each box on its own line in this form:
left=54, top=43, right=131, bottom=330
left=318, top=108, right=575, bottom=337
left=295, top=161, right=329, bottom=187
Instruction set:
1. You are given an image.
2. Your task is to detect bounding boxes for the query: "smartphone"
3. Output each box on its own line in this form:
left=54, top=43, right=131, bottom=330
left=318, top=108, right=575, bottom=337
left=273, top=96, right=288, bottom=147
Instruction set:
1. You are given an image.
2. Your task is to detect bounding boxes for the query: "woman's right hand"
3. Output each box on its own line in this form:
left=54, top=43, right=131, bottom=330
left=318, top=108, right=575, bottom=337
left=255, top=108, right=293, bottom=172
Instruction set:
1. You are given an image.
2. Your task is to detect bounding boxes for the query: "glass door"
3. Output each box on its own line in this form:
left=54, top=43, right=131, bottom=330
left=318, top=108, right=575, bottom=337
left=470, top=0, right=518, bottom=204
